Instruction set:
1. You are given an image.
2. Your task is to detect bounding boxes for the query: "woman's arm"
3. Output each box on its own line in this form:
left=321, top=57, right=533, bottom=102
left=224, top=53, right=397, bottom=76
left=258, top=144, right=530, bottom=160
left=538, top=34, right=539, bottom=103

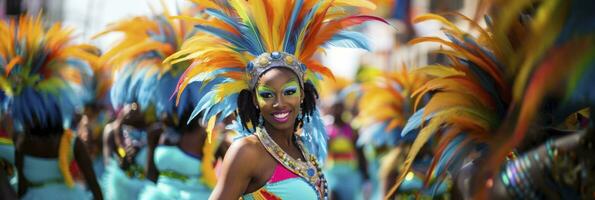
left=102, top=123, right=116, bottom=166
left=73, top=138, right=103, bottom=200
left=209, top=139, right=259, bottom=200
left=145, top=123, right=164, bottom=182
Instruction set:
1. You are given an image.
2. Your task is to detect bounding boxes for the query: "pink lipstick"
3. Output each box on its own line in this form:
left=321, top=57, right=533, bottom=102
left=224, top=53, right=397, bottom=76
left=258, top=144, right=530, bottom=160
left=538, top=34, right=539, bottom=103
left=272, top=110, right=291, bottom=123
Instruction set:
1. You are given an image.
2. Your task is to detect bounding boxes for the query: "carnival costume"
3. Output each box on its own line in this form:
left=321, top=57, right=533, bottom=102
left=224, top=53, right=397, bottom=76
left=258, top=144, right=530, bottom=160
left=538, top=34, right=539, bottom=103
left=165, top=0, right=389, bottom=199
left=96, top=14, right=175, bottom=200
left=0, top=15, right=99, bottom=199
left=98, top=9, right=220, bottom=200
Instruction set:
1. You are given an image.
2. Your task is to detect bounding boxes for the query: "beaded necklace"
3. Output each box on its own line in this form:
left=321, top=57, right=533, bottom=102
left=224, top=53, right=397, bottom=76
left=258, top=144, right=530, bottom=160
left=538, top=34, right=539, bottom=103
left=255, top=127, right=328, bottom=199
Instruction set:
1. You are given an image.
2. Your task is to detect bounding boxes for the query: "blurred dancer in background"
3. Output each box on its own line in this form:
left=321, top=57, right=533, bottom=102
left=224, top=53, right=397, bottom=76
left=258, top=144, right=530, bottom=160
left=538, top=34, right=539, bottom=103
left=320, top=78, right=366, bottom=200
left=0, top=15, right=102, bottom=199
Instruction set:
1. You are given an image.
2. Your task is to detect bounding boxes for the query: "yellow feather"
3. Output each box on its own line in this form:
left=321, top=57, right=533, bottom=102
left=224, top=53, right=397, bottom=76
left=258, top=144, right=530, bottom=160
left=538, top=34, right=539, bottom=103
left=386, top=105, right=493, bottom=199
left=5, top=57, right=21, bottom=76
left=423, top=92, right=479, bottom=118
left=248, top=0, right=273, bottom=51
left=387, top=114, right=442, bottom=199
left=229, top=0, right=251, bottom=27
left=270, top=0, right=288, bottom=51
left=413, top=13, right=463, bottom=35
left=169, top=15, right=211, bottom=26
left=189, top=0, right=223, bottom=10
left=206, top=117, right=217, bottom=143
left=214, top=80, right=249, bottom=102
left=333, top=0, right=377, bottom=10
left=0, top=77, right=12, bottom=96
left=385, top=119, right=404, bottom=132
left=59, top=129, right=74, bottom=188
left=200, top=134, right=217, bottom=188
left=412, top=65, right=465, bottom=78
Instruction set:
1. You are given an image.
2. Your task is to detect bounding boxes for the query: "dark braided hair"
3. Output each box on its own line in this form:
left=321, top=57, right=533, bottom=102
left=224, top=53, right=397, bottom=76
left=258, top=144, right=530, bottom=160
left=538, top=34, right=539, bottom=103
left=237, top=81, right=319, bottom=132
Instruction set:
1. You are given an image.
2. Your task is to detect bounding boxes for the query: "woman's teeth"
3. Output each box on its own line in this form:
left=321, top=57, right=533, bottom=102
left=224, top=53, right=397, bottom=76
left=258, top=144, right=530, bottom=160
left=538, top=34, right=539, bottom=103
left=273, top=111, right=290, bottom=122
left=274, top=112, right=289, bottom=119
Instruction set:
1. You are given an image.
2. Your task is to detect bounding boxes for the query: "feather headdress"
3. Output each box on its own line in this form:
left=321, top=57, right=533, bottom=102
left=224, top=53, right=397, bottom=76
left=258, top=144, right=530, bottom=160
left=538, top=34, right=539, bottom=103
left=96, top=9, right=199, bottom=118
left=355, top=66, right=427, bottom=147
left=386, top=0, right=595, bottom=198
left=165, top=0, right=389, bottom=161
left=0, top=14, right=98, bottom=188
left=0, top=15, right=98, bottom=130
left=98, top=8, right=220, bottom=187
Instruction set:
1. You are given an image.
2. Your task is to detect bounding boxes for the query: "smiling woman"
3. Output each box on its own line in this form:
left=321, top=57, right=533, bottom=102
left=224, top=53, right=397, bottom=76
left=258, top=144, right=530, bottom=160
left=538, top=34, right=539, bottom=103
left=255, top=69, right=302, bottom=128
left=164, top=0, right=388, bottom=199
left=229, top=61, right=328, bottom=200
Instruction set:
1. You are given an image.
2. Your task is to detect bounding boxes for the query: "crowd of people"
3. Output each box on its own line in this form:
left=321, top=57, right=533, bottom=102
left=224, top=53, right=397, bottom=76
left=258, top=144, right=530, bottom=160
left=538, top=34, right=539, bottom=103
left=0, top=0, right=594, bottom=199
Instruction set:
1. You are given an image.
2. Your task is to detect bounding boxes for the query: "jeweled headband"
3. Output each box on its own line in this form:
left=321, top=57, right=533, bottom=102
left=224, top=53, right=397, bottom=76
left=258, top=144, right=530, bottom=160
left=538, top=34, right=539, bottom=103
left=247, top=52, right=307, bottom=89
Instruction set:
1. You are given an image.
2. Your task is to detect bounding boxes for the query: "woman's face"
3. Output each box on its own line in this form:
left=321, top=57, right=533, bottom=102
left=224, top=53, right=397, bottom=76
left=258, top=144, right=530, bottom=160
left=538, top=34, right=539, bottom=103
left=254, top=68, right=303, bottom=132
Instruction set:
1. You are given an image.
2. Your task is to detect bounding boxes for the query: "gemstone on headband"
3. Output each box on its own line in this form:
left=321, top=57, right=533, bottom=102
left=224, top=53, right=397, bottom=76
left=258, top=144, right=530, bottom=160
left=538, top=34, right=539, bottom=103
left=248, top=52, right=306, bottom=90
left=271, top=51, right=282, bottom=59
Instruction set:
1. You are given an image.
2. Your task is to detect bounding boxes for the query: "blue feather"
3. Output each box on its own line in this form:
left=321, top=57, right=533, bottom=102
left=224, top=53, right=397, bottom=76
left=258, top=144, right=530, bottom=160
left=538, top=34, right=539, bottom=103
left=66, top=59, right=93, bottom=76
left=195, top=25, right=251, bottom=53
left=204, top=8, right=263, bottom=53
left=20, top=88, right=36, bottom=126
left=461, top=60, right=505, bottom=115
left=461, top=35, right=504, bottom=70
left=292, top=1, right=320, bottom=53
left=402, top=107, right=429, bottom=137
left=356, top=122, right=385, bottom=147
left=137, top=73, right=159, bottom=111
left=237, top=23, right=265, bottom=55
left=228, top=117, right=253, bottom=139
left=283, top=0, right=304, bottom=53
left=187, top=68, right=240, bottom=83
left=205, top=9, right=242, bottom=32
left=324, top=31, right=371, bottom=50
left=301, top=108, right=328, bottom=163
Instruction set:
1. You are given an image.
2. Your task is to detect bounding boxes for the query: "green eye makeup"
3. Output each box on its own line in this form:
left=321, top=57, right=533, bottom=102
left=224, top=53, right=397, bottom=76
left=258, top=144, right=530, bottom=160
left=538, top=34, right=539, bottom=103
left=282, top=81, right=300, bottom=96
left=257, top=86, right=275, bottom=98
left=256, top=80, right=300, bottom=104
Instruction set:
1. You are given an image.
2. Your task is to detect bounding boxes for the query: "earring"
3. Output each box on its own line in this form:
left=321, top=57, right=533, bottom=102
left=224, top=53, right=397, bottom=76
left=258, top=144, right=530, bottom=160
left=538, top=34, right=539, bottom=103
left=258, top=115, right=264, bottom=126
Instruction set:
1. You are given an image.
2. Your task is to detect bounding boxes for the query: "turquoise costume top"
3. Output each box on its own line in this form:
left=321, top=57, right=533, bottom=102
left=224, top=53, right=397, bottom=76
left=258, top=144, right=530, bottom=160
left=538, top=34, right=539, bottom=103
left=140, top=145, right=212, bottom=200
left=242, top=127, right=327, bottom=200
left=21, top=136, right=91, bottom=200
left=0, top=140, right=14, bottom=164
left=102, top=126, right=150, bottom=200
left=242, top=163, right=318, bottom=200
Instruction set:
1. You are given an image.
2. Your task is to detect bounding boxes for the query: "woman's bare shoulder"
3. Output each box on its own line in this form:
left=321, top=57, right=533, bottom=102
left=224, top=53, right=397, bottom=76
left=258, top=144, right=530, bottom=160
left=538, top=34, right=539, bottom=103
left=226, top=135, right=265, bottom=161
